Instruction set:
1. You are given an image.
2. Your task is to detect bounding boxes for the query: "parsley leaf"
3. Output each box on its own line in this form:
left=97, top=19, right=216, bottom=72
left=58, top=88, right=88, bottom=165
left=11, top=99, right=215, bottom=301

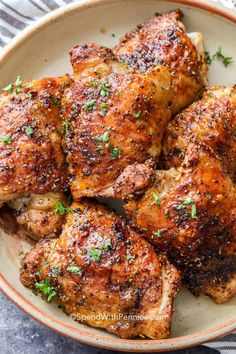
left=62, top=121, right=69, bottom=134
left=205, top=51, right=212, bottom=65
left=35, top=279, right=57, bottom=302
left=100, top=82, right=110, bottom=97
left=2, top=83, right=13, bottom=94
left=153, top=192, right=161, bottom=206
left=54, top=202, right=73, bottom=215
left=110, top=147, right=122, bottom=159
left=82, top=99, right=96, bottom=111
left=67, top=265, right=83, bottom=276
left=126, top=252, right=135, bottom=262
left=0, top=135, right=12, bottom=144
left=89, top=247, right=102, bottom=261
left=23, top=126, right=33, bottom=137
left=213, top=46, right=233, bottom=67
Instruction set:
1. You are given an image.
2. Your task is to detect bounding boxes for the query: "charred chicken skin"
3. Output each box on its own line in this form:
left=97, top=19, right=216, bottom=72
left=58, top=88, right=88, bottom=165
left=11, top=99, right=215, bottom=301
left=20, top=200, right=180, bottom=339
left=114, top=10, right=207, bottom=115
left=162, top=86, right=236, bottom=180
left=0, top=76, right=70, bottom=239
left=61, top=43, right=171, bottom=199
left=125, top=144, right=236, bottom=304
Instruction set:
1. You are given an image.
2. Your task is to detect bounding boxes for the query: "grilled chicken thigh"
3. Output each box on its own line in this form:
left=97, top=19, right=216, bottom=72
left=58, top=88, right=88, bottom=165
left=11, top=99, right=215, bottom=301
left=0, top=76, right=70, bottom=239
left=20, top=200, right=180, bottom=339
left=162, top=86, right=236, bottom=180
left=125, top=144, right=236, bottom=304
left=61, top=43, right=171, bottom=199
left=114, top=10, right=207, bottom=115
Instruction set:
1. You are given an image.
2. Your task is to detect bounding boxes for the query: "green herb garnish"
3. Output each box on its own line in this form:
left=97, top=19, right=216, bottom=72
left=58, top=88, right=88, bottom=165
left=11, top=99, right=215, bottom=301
left=110, top=147, right=122, bottom=159
left=0, top=135, right=12, bottom=144
left=67, top=265, right=83, bottom=276
left=50, top=266, right=61, bottom=277
left=2, top=83, right=13, bottom=94
left=15, top=75, right=23, bottom=87
left=205, top=51, right=212, bottom=66
left=134, top=110, right=142, bottom=119
left=35, top=279, right=57, bottom=302
left=82, top=99, right=96, bottom=111
left=93, top=130, right=110, bottom=143
left=153, top=192, right=161, bottom=206
left=54, top=202, right=73, bottom=215
left=23, top=126, right=33, bottom=137
left=88, top=81, right=97, bottom=88
left=126, top=252, right=135, bottom=262
left=89, top=247, right=102, bottom=261
left=100, top=82, right=110, bottom=97
left=62, top=121, right=69, bottom=134
left=51, top=95, right=61, bottom=106
left=154, top=230, right=162, bottom=237
left=213, top=46, right=233, bottom=67
left=191, top=204, right=197, bottom=219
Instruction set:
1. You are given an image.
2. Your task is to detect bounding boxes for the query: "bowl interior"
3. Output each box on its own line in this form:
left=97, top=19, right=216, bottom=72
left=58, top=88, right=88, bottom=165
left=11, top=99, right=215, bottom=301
left=0, top=0, right=236, bottom=351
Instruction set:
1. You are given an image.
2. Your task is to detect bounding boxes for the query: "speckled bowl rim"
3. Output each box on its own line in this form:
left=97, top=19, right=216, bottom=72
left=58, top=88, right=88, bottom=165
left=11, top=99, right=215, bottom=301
left=0, top=0, right=236, bottom=351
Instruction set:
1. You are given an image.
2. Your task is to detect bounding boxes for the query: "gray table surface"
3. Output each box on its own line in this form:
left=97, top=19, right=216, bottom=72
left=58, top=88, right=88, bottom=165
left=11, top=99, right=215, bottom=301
left=0, top=292, right=220, bottom=354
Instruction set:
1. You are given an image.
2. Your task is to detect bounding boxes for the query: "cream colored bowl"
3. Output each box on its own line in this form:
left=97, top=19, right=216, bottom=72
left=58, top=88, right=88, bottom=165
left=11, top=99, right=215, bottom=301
left=0, top=0, right=236, bottom=351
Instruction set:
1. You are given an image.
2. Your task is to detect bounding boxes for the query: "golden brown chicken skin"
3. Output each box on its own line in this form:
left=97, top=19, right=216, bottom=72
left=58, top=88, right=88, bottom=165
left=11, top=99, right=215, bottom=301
left=114, top=10, right=207, bottom=115
left=20, top=200, right=181, bottom=339
left=0, top=76, right=70, bottom=238
left=125, top=144, right=236, bottom=304
left=61, top=43, right=171, bottom=199
left=162, top=86, right=236, bottom=180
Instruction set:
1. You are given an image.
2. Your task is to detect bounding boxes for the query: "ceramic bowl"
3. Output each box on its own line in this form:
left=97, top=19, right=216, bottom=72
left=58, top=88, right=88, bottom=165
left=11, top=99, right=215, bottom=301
left=0, top=0, right=236, bottom=351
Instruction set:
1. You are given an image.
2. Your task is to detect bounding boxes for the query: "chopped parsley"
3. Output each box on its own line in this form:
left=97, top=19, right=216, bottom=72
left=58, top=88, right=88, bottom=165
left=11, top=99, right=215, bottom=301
left=100, top=82, right=110, bottom=97
left=126, top=252, right=135, bottom=262
left=23, top=126, right=33, bottom=137
left=134, top=110, right=142, bottom=119
left=111, top=33, right=116, bottom=38
left=51, top=95, right=61, bottom=106
left=110, top=147, right=122, bottom=159
left=35, top=279, right=57, bottom=302
left=191, top=204, right=197, bottom=219
left=89, top=238, right=112, bottom=261
left=205, top=47, right=233, bottom=67
left=62, top=121, right=69, bottom=134
left=174, top=197, right=198, bottom=220
left=67, top=265, right=83, bottom=276
left=2, top=75, right=23, bottom=94
left=82, top=99, right=96, bottom=111
left=93, top=130, right=110, bottom=143
left=154, top=230, right=162, bottom=237
left=54, top=202, right=73, bottom=215
left=50, top=266, right=61, bottom=277
left=96, top=145, right=103, bottom=151
left=205, top=51, right=212, bottom=65
left=180, top=197, right=193, bottom=205
left=153, top=192, right=161, bottom=206
left=15, top=75, right=23, bottom=87
left=0, top=135, right=12, bottom=144
left=213, top=46, right=233, bottom=67
left=101, top=103, right=107, bottom=111
left=89, top=247, right=102, bottom=261
left=2, top=83, right=13, bottom=94
left=88, top=81, right=97, bottom=88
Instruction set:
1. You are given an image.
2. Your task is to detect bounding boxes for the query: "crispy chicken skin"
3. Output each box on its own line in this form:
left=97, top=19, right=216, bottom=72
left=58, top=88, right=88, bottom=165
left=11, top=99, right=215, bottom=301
left=61, top=43, right=171, bottom=199
left=0, top=76, right=70, bottom=238
left=125, top=144, right=236, bottom=303
left=20, top=200, right=181, bottom=339
left=162, top=86, right=236, bottom=180
left=114, top=10, right=207, bottom=115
